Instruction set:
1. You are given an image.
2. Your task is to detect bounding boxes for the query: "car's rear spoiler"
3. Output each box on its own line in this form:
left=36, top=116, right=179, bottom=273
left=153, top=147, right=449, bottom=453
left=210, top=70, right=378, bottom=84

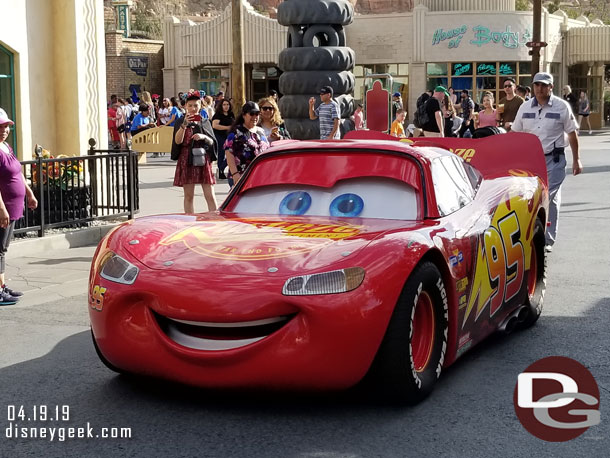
left=344, top=130, right=548, bottom=188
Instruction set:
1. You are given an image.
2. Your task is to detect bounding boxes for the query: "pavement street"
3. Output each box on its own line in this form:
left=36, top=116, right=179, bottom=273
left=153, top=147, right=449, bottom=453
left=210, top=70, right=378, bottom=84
left=2, top=157, right=232, bottom=367
left=0, top=132, right=608, bottom=457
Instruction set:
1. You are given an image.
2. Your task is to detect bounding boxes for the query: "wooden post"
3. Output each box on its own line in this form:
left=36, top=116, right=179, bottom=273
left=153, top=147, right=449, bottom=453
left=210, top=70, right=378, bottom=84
left=531, top=0, right=542, bottom=76
left=232, top=0, right=246, bottom=111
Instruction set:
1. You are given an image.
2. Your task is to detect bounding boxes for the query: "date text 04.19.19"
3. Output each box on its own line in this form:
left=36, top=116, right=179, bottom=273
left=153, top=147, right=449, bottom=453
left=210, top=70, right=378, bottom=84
left=7, top=405, right=70, bottom=422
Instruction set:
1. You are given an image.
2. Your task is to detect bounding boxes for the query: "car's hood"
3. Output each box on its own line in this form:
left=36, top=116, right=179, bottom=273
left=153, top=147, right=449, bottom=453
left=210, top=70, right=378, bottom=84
left=112, top=213, right=421, bottom=276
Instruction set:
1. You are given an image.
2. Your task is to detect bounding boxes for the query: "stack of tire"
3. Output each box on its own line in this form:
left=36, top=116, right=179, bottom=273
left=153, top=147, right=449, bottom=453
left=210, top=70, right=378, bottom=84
left=277, top=0, right=356, bottom=140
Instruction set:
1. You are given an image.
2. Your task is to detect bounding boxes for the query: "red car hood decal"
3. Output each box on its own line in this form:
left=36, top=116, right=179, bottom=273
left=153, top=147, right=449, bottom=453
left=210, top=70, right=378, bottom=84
left=119, top=214, right=418, bottom=275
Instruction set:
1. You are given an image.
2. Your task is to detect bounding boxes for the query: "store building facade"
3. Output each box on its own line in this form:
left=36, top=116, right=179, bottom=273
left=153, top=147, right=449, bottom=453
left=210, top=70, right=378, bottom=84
left=0, top=0, right=108, bottom=159
left=163, top=0, right=610, bottom=129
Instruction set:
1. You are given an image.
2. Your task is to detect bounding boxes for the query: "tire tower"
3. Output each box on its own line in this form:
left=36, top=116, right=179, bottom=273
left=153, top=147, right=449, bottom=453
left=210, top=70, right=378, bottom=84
left=277, top=0, right=356, bottom=140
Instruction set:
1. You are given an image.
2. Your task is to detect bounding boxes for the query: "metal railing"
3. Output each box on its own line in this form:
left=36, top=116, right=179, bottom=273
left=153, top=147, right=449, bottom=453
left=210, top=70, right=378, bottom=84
left=15, top=139, right=140, bottom=237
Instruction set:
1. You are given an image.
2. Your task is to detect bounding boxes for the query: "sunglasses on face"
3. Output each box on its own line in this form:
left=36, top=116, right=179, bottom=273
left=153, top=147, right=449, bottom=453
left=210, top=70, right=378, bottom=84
left=261, top=106, right=274, bottom=111
left=504, top=85, right=513, bottom=88
left=248, top=111, right=260, bottom=116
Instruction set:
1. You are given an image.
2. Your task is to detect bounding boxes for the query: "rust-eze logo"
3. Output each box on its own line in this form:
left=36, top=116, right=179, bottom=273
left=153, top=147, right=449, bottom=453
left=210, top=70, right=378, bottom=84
left=159, top=219, right=362, bottom=260
left=514, top=356, right=600, bottom=441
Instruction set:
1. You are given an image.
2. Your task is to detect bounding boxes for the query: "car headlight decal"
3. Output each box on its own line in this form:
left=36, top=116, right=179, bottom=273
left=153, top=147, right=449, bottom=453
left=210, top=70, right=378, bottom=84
left=100, top=253, right=139, bottom=285
left=282, top=267, right=365, bottom=296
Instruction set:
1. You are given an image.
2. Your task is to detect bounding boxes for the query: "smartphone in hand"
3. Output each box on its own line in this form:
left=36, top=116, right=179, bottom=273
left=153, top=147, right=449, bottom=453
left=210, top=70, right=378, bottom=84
left=191, top=114, right=202, bottom=122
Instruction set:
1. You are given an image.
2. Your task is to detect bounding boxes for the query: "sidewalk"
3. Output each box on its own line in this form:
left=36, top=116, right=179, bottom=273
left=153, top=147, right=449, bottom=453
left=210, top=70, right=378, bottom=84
left=7, top=155, right=231, bottom=306
left=6, top=129, right=610, bottom=307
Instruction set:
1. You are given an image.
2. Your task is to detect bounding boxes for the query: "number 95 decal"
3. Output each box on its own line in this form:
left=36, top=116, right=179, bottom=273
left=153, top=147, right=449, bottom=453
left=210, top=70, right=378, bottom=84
left=90, top=285, right=107, bottom=311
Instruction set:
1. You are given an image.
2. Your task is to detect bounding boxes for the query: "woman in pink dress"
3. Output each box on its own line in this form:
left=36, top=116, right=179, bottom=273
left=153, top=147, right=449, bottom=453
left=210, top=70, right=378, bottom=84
left=171, top=91, right=218, bottom=213
left=475, top=92, right=498, bottom=129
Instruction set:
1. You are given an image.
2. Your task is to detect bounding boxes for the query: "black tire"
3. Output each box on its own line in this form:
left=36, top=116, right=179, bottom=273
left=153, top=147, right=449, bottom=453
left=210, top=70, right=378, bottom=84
left=91, top=329, right=124, bottom=374
left=279, top=46, right=355, bottom=72
left=279, top=70, right=355, bottom=95
left=519, top=218, right=546, bottom=328
left=283, top=118, right=354, bottom=140
left=277, top=0, right=354, bottom=26
left=302, top=24, right=345, bottom=48
left=279, top=94, right=355, bottom=119
left=287, top=25, right=304, bottom=48
left=283, top=118, right=320, bottom=140
left=366, top=262, right=449, bottom=404
left=333, top=25, right=346, bottom=47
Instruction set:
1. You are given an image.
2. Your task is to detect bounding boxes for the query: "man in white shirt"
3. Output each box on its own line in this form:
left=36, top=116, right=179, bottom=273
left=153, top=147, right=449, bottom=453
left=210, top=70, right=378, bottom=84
left=511, top=72, right=583, bottom=250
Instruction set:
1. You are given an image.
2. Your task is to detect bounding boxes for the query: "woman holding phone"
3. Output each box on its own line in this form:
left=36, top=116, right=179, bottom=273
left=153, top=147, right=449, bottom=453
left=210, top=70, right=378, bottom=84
left=258, top=97, right=290, bottom=143
left=225, top=101, right=269, bottom=187
left=171, top=91, right=218, bottom=213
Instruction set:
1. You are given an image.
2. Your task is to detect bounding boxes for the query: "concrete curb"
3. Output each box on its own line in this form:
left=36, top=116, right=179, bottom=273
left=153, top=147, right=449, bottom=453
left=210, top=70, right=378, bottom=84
left=12, top=224, right=118, bottom=258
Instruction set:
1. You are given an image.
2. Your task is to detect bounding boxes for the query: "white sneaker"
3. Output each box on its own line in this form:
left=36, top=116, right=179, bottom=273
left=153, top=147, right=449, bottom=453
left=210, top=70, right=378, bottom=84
left=589, top=130, right=593, bottom=135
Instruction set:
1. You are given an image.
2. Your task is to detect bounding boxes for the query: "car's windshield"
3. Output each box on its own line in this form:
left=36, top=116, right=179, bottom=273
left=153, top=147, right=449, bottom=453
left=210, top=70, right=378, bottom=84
left=232, top=177, right=419, bottom=220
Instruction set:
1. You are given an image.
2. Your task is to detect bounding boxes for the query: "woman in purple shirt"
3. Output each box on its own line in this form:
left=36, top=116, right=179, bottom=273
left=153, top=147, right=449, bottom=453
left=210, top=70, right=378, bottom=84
left=0, top=108, right=38, bottom=305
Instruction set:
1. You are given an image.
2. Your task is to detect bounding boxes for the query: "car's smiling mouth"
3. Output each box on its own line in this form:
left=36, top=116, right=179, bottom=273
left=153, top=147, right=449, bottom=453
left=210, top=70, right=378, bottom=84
left=154, top=313, right=294, bottom=351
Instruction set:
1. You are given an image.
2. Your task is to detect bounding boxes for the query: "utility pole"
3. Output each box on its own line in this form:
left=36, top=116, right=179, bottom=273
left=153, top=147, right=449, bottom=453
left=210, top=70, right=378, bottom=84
left=531, top=0, right=542, bottom=75
left=232, top=0, right=245, bottom=111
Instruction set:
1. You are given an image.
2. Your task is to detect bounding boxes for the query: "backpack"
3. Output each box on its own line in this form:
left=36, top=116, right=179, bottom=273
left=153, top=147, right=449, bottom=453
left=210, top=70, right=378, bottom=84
left=413, top=93, right=431, bottom=128
left=414, top=99, right=430, bottom=128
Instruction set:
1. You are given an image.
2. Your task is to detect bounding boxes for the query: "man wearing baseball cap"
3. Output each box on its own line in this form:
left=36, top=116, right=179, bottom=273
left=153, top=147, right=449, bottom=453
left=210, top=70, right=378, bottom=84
left=309, top=86, right=341, bottom=140
left=392, top=92, right=403, bottom=121
left=421, top=86, right=447, bottom=137
left=511, top=71, right=583, bottom=250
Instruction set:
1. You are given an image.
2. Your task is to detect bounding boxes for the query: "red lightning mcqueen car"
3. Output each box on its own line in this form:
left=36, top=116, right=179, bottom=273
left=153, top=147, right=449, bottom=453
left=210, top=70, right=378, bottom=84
left=89, top=131, right=549, bottom=403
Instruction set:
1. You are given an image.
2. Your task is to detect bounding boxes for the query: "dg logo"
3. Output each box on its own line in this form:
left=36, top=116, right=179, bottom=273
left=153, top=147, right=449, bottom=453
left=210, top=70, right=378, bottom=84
left=513, top=356, right=601, bottom=441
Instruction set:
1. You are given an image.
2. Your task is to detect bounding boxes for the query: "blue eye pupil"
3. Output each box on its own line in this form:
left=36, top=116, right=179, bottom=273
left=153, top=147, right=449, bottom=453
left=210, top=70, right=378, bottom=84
left=330, top=193, right=364, bottom=217
left=287, top=196, right=304, bottom=211
left=279, top=191, right=312, bottom=216
left=338, top=198, right=356, bottom=214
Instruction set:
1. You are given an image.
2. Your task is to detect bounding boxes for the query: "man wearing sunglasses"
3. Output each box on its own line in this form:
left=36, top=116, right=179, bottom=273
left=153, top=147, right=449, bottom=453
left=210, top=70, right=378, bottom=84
left=511, top=72, right=582, bottom=251
left=497, top=77, right=524, bottom=131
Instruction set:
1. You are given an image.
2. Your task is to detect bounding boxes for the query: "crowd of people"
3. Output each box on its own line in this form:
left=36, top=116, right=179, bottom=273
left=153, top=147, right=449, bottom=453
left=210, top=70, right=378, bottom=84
left=107, top=75, right=586, bottom=251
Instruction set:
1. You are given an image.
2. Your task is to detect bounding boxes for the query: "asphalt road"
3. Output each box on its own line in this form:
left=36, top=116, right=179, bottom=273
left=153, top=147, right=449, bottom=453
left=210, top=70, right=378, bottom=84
left=0, top=134, right=608, bottom=458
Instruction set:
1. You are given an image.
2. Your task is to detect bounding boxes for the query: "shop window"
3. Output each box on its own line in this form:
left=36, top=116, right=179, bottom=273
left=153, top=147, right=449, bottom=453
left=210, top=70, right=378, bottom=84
left=427, top=78, right=448, bottom=91
left=499, top=62, right=517, bottom=76
left=197, top=66, right=229, bottom=98
left=427, top=63, right=448, bottom=76
left=450, top=77, right=472, bottom=91
left=452, top=63, right=473, bottom=77
left=477, top=78, right=496, bottom=88
left=476, top=63, right=496, bottom=76
left=0, top=44, right=16, bottom=155
left=518, top=62, right=531, bottom=76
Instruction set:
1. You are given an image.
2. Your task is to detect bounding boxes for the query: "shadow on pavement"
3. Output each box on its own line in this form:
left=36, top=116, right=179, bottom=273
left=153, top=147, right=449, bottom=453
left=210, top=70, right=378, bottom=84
left=0, top=298, right=608, bottom=458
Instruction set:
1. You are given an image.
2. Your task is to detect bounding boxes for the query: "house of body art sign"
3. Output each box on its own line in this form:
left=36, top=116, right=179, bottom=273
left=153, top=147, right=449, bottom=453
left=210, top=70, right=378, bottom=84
left=432, top=25, right=532, bottom=49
